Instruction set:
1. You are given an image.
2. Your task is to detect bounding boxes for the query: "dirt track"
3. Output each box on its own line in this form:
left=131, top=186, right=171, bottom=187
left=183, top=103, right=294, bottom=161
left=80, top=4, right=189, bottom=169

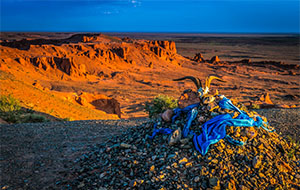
left=0, top=108, right=299, bottom=189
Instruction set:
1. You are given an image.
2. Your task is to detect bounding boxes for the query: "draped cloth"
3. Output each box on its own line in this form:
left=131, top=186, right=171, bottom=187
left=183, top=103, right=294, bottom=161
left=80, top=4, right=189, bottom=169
left=149, top=96, right=274, bottom=156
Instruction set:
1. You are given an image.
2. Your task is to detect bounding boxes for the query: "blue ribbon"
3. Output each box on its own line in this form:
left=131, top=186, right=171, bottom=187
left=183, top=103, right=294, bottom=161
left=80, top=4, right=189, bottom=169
left=149, top=96, right=274, bottom=156
left=148, top=123, right=173, bottom=139
left=193, top=113, right=264, bottom=155
left=172, top=103, right=200, bottom=123
left=218, top=97, right=242, bottom=114
left=149, top=103, right=199, bottom=140
left=182, top=108, right=198, bottom=138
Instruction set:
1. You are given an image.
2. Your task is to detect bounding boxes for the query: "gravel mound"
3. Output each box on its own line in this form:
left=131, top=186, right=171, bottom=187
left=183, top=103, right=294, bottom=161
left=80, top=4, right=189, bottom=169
left=60, top=109, right=300, bottom=189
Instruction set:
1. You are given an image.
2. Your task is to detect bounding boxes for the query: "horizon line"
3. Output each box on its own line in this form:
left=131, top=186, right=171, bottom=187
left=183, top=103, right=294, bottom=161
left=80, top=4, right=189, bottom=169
left=1, top=31, right=299, bottom=35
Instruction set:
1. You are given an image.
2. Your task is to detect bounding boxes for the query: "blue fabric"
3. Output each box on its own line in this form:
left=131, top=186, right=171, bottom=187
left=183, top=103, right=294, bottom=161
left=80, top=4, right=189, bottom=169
left=182, top=108, right=198, bottom=138
left=150, top=103, right=199, bottom=140
left=225, top=135, right=244, bottom=146
left=218, top=97, right=242, bottom=114
left=193, top=112, right=265, bottom=155
left=172, top=103, right=199, bottom=123
left=219, top=97, right=274, bottom=132
left=149, top=96, right=274, bottom=156
left=148, top=123, right=173, bottom=139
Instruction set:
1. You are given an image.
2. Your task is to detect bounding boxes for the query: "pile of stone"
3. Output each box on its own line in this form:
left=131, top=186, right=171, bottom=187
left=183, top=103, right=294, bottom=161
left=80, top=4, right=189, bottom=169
left=60, top=86, right=300, bottom=189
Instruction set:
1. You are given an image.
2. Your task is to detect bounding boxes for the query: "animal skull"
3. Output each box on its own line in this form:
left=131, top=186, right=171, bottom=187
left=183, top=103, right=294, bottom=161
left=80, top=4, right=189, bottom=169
left=173, top=75, right=226, bottom=106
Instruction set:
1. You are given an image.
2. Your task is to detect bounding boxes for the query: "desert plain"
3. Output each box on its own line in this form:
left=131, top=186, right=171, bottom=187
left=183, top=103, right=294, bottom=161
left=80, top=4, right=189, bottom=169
left=0, top=32, right=299, bottom=120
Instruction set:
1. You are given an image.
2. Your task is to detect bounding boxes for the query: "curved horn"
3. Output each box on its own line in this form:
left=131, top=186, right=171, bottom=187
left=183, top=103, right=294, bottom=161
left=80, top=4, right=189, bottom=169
left=173, top=76, right=202, bottom=89
left=205, top=75, right=226, bottom=89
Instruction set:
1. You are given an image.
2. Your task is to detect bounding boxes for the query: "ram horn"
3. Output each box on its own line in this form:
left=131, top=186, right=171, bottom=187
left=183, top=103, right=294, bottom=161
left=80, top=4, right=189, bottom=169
left=205, top=75, right=226, bottom=89
left=173, top=76, right=202, bottom=89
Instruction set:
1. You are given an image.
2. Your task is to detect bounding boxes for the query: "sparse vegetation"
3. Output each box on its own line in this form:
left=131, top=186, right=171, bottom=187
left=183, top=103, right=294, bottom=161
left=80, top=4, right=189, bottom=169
left=251, top=103, right=261, bottom=110
left=145, top=94, right=178, bottom=118
left=0, top=94, right=49, bottom=123
left=286, top=135, right=300, bottom=159
left=0, top=94, right=21, bottom=112
left=62, top=117, right=73, bottom=121
left=20, top=113, right=49, bottom=123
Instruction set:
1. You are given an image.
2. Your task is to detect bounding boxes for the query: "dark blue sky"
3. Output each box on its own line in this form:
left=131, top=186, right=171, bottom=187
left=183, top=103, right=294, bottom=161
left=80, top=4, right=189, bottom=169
left=1, top=0, right=299, bottom=33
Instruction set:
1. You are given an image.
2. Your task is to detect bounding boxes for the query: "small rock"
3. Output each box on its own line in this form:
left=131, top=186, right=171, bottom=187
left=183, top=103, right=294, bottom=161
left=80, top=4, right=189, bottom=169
left=209, top=177, right=220, bottom=187
left=194, top=176, right=200, bottom=182
left=167, top=154, right=176, bottom=159
left=246, top=127, right=257, bottom=139
left=120, top=143, right=131, bottom=148
left=129, top=180, right=137, bottom=187
left=179, top=157, right=188, bottom=164
left=198, top=116, right=206, bottom=123
left=180, top=138, right=190, bottom=144
left=168, top=128, right=181, bottom=146
left=77, top=182, right=85, bottom=188
left=252, top=155, right=262, bottom=168
left=161, top=109, right=173, bottom=122
left=150, top=165, right=155, bottom=172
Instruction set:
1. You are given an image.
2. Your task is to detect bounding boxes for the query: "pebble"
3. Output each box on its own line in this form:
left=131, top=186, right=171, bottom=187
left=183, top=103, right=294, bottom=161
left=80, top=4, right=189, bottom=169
left=120, top=143, right=131, bottom=148
left=209, top=177, right=220, bottom=187
left=179, top=157, right=188, bottom=164
left=252, top=155, right=262, bottom=169
left=194, top=176, right=200, bottom=182
left=77, top=182, right=85, bottom=188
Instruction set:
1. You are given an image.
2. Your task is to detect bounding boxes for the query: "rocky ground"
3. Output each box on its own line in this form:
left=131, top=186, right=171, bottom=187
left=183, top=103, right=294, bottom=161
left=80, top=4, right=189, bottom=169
left=0, top=119, right=147, bottom=190
left=0, top=108, right=299, bottom=189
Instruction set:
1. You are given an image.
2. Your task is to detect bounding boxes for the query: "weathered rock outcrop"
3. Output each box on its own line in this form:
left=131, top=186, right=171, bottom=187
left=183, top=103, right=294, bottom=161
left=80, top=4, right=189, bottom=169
left=90, top=98, right=121, bottom=118
left=30, top=57, right=57, bottom=71
left=150, top=40, right=177, bottom=54
left=74, top=93, right=121, bottom=118
left=150, top=46, right=168, bottom=60
left=210, top=56, right=220, bottom=63
left=30, top=56, right=86, bottom=76
left=114, top=47, right=130, bottom=60
left=67, top=33, right=121, bottom=43
left=193, top=53, right=205, bottom=63
left=98, top=50, right=118, bottom=62
left=15, top=57, right=31, bottom=66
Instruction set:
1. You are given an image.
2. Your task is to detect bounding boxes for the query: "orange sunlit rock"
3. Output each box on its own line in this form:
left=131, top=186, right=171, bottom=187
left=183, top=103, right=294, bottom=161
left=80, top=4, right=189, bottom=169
left=0, top=33, right=299, bottom=120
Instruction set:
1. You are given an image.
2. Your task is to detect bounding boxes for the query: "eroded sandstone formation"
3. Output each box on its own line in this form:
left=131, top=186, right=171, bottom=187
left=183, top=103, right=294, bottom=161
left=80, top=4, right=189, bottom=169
left=1, top=33, right=300, bottom=120
left=90, top=98, right=121, bottom=118
left=29, top=56, right=86, bottom=76
left=210, top=56, right=221, bottom=63
left=75, top=92, right=121, bottom=118
left=6, top=35, right=180, bottom=78
left=193, top=53, right=205, bottom=63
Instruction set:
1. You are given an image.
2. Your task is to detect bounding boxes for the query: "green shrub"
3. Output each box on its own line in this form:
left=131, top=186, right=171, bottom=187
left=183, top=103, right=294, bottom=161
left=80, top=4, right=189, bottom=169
left=145, top=95, right=178, bottom=118
left=20, top=114, right=49, bottom=123
left=0, top=94, right=21, bottom=112
left=62, top=117, right=72, bottom=121
left=251, top=103, right=260, bottom=110
left=0, top=95, right=49, bottom=123
left=286, top=135, right=300, bottom=159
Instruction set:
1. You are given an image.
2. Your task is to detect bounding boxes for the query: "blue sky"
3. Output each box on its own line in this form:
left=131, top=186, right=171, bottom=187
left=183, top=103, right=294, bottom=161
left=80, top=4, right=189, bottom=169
left=1, top=0, right=299, bottom=33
